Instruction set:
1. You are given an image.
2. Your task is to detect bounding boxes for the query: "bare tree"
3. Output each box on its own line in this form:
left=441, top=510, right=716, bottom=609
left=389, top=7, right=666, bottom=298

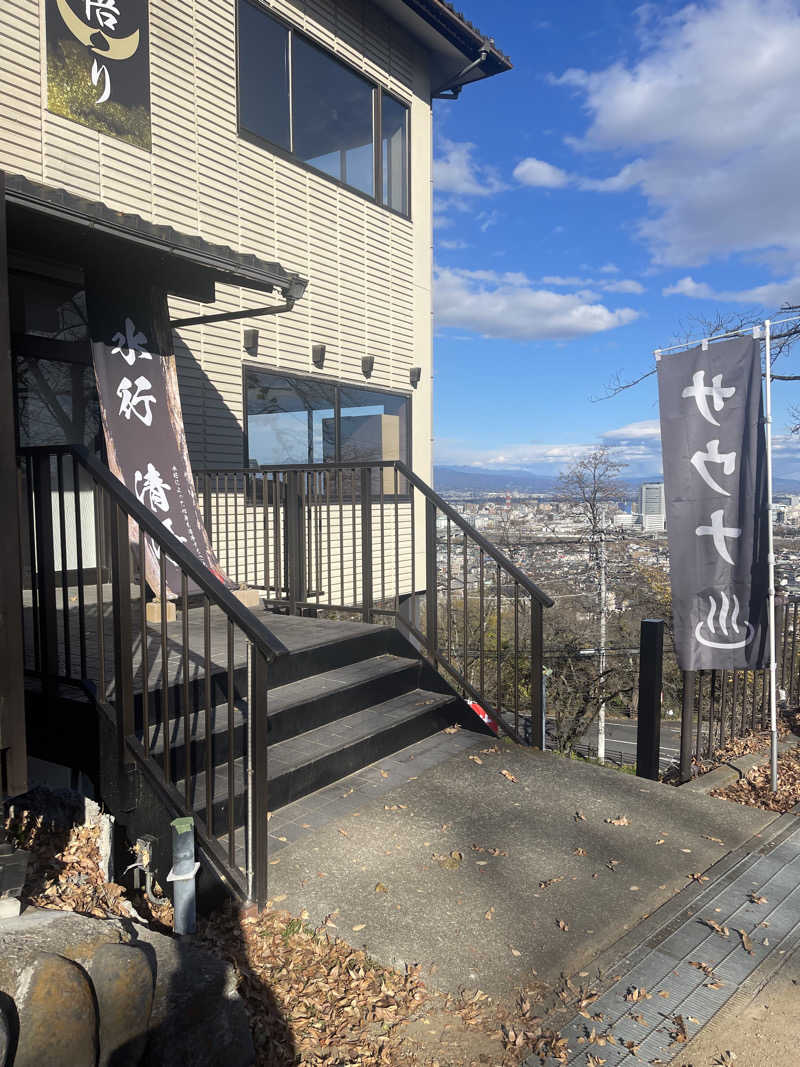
left=556, top=448, right=629, bottom=762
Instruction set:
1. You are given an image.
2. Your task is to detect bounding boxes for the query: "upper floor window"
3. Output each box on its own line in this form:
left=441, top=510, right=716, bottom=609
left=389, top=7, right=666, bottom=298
left=237, top=0, right=409, bottom=216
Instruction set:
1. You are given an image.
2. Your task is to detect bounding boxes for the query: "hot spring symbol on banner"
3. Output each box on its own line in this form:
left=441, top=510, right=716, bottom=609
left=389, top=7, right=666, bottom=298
left=657, top=336, right=769, bottom=672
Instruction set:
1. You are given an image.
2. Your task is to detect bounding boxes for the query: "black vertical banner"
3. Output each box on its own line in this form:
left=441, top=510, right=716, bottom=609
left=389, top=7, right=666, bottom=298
left=45, top=0, right=151, bottom=151
left=86, top=277, right=229, bottom=599
left=657, top=337, right=768, bottom=670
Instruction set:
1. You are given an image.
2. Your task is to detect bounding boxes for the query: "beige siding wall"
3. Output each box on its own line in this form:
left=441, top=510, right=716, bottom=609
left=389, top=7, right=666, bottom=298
left=0, top=0, right=434, bottom=504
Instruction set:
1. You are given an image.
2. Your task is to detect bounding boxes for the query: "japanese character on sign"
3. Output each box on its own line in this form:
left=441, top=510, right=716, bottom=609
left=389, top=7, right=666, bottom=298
left=150, top=520, right=188, bottom=560
left=111, top=318, right=152, bottom=366
left=690, top=439, right=736, bottom=496
left=117, top=375, right=156, bottom=426
left=135, top=463, right=171, bottom=514
left=682, top=371, right=735, bottom=427
left=695, top=509, right=741, bottom=566
left=85, top=0, right=120, bottom=30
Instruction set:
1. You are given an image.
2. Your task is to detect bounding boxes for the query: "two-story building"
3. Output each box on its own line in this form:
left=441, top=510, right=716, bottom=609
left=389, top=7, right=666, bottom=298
left=0, top=1, right=550, bottom=911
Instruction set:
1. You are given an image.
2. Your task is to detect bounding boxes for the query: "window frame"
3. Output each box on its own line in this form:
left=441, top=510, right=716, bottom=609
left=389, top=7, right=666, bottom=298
left=242, top=364, right=413, bottom=476
left=236, top=0, right=411, bottom=220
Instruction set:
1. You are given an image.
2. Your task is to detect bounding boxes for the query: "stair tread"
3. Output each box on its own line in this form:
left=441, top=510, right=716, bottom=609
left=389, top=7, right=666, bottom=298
left=267, top=689, right=458, bottom=780
left=143, top=703, right=246, bottom=755
left=177, top=689, right=458, bottom=810
left=268, top=654, right=418, bottom=714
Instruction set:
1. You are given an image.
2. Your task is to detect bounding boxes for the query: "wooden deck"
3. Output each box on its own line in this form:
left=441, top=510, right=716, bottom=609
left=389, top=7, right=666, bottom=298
left=22, top=585, right=386, bottom=698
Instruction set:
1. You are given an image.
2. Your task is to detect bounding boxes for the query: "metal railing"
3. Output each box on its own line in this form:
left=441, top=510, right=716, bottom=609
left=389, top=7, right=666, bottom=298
left=677, top=594, right=800, bottom=781
left=19, top=445, right=285, bottom=909
left=195, top=461, right=553, bottom=744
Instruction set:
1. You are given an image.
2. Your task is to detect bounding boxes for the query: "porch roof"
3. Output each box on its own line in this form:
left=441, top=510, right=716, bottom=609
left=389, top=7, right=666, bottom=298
left=3, top=172, right=308, bottom=304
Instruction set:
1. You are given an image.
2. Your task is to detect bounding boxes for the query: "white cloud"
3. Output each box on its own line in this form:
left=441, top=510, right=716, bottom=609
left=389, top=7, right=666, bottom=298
left=434, top=138, right=508, bottom=197
left=550, top=0, right=800, bottom=267
left=438, top=239, right=470, bottom=251
left=664, top=273, right=800, bottom=305
left=542, top=274, right=645, bottom=294
left=434, top=267, right=639, bottom=341
left=602, top=278, right=646, bottom=294
left=602, top=419, right=661, bottom=441
left=599, top=263, right=621, bottom=274
left=513, top=157, right=571, bottom=188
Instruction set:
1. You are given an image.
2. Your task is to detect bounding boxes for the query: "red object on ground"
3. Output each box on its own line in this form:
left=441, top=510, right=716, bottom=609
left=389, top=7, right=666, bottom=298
left=468, top=700, right=499, bottom=734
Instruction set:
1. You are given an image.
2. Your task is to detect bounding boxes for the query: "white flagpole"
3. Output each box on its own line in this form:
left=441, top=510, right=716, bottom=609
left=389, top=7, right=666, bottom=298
left=763, top=319, right=779, bottom=793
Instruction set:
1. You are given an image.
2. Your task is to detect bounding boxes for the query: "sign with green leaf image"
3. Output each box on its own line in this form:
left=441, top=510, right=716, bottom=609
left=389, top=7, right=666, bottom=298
left=45, top=0, right=151, bottom=151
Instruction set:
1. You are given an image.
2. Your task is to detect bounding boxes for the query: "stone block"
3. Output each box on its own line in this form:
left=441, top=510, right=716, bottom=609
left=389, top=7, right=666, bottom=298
left=14, top=952, right=98, bottom=1067
left=90, top=943, right=155, bottom=1067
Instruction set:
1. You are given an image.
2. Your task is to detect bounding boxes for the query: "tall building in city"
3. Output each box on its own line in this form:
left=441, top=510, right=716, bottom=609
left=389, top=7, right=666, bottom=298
left=640, top=483, right=666, bottom=531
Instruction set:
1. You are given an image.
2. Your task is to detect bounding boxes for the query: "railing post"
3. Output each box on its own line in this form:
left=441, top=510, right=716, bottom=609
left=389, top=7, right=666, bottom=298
left=425, top=498, right=438, bottom=663
left=636, top=618, right=664, bottom=780
left=201, top=472, right=212, bottom=534
left=284, top=470, right=305, bottom=614
left=250, top=645, right=269, bottom=910
left=32, top=454, right=58, bottom=687
left=108, top=499, right=135, bottom=766
left=360, top=467, right=373, bottom=624
left=680, top=671, right=695, bottom=784
left=530, top=598, right=544, bottom=748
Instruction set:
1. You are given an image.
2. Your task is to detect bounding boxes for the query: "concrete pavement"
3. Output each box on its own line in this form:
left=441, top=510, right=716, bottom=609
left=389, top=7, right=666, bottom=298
left=265, top=734, right=774, bottom=999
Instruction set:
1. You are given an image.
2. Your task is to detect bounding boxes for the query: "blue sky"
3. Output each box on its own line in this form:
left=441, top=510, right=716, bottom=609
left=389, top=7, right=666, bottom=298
left=432, top=0, right=800, bottom=479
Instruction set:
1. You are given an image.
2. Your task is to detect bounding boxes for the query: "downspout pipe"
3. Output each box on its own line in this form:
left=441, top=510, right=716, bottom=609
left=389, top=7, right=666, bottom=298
left=432, top=48, right=489, bottom=99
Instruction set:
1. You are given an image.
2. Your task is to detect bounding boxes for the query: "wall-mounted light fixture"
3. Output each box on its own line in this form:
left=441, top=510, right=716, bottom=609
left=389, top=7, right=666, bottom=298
left=361, top=356, right=374, bottom=378
left=409, top=366, right=421, bottom=388
left=312, top=343, right=326, bottom=368
left=243, top=328, right=259, bottom=354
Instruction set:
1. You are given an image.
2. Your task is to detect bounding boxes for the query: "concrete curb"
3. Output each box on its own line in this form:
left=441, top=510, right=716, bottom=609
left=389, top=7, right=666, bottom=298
left=680, top=731, right=800, bottom=795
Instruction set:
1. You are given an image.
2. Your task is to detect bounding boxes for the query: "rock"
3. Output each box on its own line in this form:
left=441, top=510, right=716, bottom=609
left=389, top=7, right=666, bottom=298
left=14, top=952, right=98, bottom=1067
left=136, top=926, right=255, bottom=1067
left=0, top=909, right=132, bottom=997
left=0, top=993, right=16, bottom=1066
left=90, top=943, right=155, bottom=1067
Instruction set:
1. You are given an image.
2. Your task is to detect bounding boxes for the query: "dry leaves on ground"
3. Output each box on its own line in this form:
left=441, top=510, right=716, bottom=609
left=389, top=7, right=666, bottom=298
left=604, top=816, right=630, bottom=826
left=500, top=769, right=519, bottom=783
left=3, top=806, right=173, bottom=928
left=711, top=746, right=800, bottom=813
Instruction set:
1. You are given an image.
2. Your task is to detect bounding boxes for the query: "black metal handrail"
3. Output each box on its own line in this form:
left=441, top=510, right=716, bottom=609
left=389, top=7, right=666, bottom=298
left=18, top=444, right=275, bottom=907
left=394, top=461, right=554, bottom=609
left=195, top=458, right=552, bottom=745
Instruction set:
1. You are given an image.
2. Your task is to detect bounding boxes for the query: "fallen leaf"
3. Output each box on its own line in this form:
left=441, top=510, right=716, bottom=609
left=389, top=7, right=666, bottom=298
left=500, top=769, right=518, bottom=783
left=658, top=990, right=670, bottom=998
left=574, top=810, right=587, bottom=822
left=433, top=850, right=463, bottom=871
left=539, top=876, right=565, bottom=889
left=681, top=848, right=692, bottom=853
left=655, top=838, right=665, bottom=845
left=703, top=835, right=725, bottom=844
left=338, top=828, right=349, bottom=838
left=485, top=907, right=495, bottom=921
left=557, top=919, right=569, bottom=932
left=510, top=947, right=521, bottom=957
left=352, top=923, right=366, bottom=932
left=669, top=1014, right=688, bottom=1046
left=738, top=928, right=754, bottom=954
left=444, top=724, right=462, bottom=734
left=604, top=816, right=630, bottom=826
left=689, top=872, right=710, bottom=883
left=374, top=883, right=388, bottom=893
left=574, top=847, right=587, bottom=856
left=624, top=987, right=652, bottom=1003
left=468, top=755, right=483, bottom=765
left=380, top=770, right=390, bottom=779
left=702, top=918, right=730, bottom=937
left=749, top=893, right=768, bottom=904
left=705, top=980, right=725, bottom=990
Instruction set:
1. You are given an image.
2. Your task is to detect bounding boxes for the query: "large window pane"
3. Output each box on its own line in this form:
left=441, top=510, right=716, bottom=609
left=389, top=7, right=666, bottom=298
left=381, top=94, right=408, bottom=214
left=238, top=0, right=290, bottom=150
left=292, top=35, right=374, bottom=196
left=246, top=371, right=335, bottom=465
left=338, top=386, right=409, bottom=466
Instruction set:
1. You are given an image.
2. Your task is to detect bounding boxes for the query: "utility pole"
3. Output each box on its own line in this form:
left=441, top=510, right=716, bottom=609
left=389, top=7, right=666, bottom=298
left=597, top=520, right=607, bottom=764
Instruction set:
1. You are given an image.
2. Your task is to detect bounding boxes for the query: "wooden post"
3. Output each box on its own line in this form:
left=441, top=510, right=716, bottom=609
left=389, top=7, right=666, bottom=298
left=636, top=619, right=664, bottom=781
left=0, top=172, right=28, bottom=797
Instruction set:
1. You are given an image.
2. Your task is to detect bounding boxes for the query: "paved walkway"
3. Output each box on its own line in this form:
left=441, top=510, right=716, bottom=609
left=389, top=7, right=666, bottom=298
left=265, top=737, right=774, bottom=998
left=531, top=808, right=800, bottom=1066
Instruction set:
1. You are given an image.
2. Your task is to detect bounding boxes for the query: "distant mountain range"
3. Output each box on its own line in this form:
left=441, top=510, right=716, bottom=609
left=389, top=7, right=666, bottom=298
left=434, top=465, right=800, bottom=496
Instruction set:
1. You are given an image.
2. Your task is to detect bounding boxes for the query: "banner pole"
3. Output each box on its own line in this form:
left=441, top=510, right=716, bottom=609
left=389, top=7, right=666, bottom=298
left=764, top=319, right=779, bottom=793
